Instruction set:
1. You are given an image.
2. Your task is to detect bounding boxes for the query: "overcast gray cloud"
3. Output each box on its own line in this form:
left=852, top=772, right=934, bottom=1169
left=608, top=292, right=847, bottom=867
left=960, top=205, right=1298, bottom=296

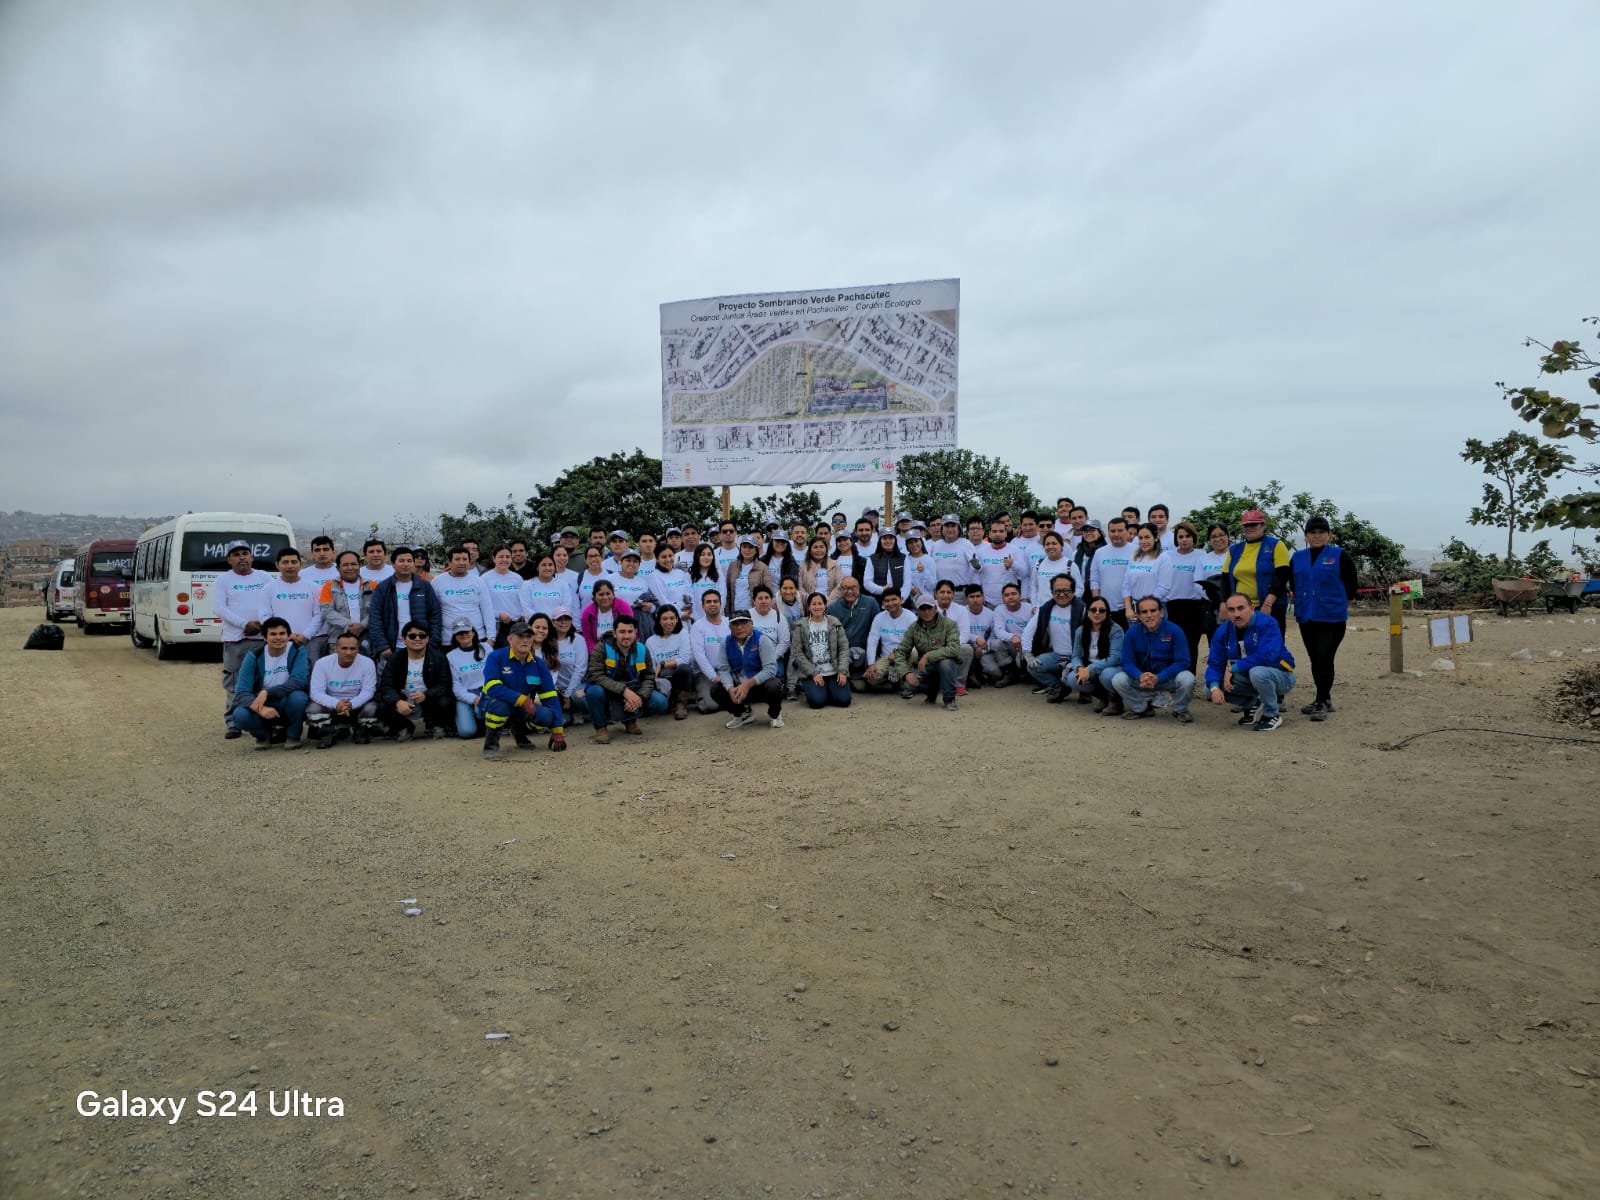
left=1, top=0, right=1595, bottom=555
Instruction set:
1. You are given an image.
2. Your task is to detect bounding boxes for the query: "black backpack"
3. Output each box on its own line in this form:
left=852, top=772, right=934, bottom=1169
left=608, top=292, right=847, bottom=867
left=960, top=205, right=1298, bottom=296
left=24, top=623, right=65, bottom=651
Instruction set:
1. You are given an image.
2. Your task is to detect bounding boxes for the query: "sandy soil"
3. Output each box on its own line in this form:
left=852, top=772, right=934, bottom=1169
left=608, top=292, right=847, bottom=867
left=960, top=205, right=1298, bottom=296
left=2, top=603, right=1598, bottom=1199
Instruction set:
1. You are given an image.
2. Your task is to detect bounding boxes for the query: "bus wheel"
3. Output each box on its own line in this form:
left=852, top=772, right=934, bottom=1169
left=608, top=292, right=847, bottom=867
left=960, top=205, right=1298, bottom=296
left=155, top=625, right=178, bottom=660
left=131, top=622, right=154, bottom=650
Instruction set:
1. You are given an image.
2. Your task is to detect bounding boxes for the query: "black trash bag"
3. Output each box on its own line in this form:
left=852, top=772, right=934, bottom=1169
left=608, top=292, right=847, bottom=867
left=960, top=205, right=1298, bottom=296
left=24, top=623, right=65, bottom=650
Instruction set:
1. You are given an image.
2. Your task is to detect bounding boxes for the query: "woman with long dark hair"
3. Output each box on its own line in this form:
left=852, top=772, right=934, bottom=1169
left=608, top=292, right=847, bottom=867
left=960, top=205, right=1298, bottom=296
left=687, top=544, right=721, bottom=623
left=1068, top=597, right=1125, bottom=713
left=645, top=603, right=695, bottom=720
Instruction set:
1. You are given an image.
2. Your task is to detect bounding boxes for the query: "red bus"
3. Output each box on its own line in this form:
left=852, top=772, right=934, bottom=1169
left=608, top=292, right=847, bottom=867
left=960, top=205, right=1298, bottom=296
left=74, top=538, right=136, bottom=632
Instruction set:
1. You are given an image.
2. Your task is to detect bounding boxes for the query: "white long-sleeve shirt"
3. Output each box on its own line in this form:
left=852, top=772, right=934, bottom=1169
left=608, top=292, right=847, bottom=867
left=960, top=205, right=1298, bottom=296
left=520, top=575, right=576, bottom=620
left=647, top=567, right=693, bottom=617
left=690, top=616, right=730, bottom=680
left=609, top=573, right=653, bottom=616
left=1123, top=554, right=1174, bottom=606
left=1021, top=603, right=1077, bottom=656
left=750, top=607, right=791, bottom=657
left=645, top=629, right=692, bottom=673
left=265, top=575, right=324, bottom=639
left=446, top=647, right=487, bottom=705
left=555, top=634, right=586, bottom=698
left=962, top=603, right=995, bottom=647
left=899, top=553, right=938, bottom=605
left=927, top=538, right=976, bottom=589
left=436, top=571, right=498, bottom=640
left=310, top=653, right=377, bottom=709
left=481, top=569, right=527, bottom=624
left=1090, top=542, right=1136, bottom=607
left=211, top=568, right=273, bottom=642
left=1031, top=555, right=1084, bottom=606
left=866, top=609, right=915, bottom=662
left=1009, top=536, right=1047, bottom=599
left=992, top=600, right=1036, bottom=648
left=972, top=541, right=1021, bottom=606
left=1165, top=549, right=1209, bottom=602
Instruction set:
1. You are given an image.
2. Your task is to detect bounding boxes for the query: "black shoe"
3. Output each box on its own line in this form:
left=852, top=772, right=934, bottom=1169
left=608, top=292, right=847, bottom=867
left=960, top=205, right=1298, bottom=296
left=1307, top=701, right=1330, bottom=722
left=1253, top=714, right=1282, bottom=732
left=482, top=730, right=504, bottom=760
left=1235, top=706, right=1258, bottom=726
left=1029, top=685, right=1049, bottom=695
left=1300, top=699, right=1324, bottom=715
left=269, top=728, right=287, bottom=746
left=394, top=725, right=414, bottom=744
left=315, top=732, right=335, bottom=749
left=512, top=729, right=534, bottom=749
left=352, top=729, right=371, bottom=745
left=1076, top=693, right=1093, bottom=705
left=1045, top=687, right=1067, bottom=703
left=430, top=726, right=448, bottom=740
left=224, top=727, right=242, bottom=740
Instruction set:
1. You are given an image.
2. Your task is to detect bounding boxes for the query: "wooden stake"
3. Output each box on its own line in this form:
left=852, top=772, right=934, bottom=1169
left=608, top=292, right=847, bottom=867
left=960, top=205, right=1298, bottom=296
left=884, top=481, right=894, bottom=522
left=1388, top=589, right=1404, bottom=674
left=721, top=486, right=731, bottom=523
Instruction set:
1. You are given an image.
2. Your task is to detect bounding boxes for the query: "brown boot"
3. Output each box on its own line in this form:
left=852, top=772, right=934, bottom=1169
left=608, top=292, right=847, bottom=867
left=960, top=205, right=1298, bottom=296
left=591, top=727, right=611, bottom=744
left=623, top=720, right=642, bottom=735
left=673, top=697, right=688, bottom=721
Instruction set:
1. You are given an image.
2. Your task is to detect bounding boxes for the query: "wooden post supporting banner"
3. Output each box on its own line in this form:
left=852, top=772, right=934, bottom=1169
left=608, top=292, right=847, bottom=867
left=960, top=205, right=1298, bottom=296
left=884, top=481, right=894, bottom=523
left=721, top=486, right=731, bottom=524
left=1388, top=588, right=1404, bottom=674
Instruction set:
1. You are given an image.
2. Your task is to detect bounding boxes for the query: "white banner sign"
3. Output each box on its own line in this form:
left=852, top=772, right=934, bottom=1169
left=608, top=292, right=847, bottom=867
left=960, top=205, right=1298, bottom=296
left=660, top=278, right=959, bottom=487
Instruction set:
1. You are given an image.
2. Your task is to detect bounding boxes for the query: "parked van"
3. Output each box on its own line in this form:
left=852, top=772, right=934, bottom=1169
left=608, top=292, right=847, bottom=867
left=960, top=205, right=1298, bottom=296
left=131, top=512, right=294, bottom=659
left=73, top=539, right=136, bottom=632
left=44, top=560, right=76, bottom=621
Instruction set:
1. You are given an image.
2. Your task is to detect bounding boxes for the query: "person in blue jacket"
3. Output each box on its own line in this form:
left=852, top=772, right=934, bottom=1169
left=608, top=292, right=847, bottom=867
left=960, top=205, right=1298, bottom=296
left=1111, top=597, right=1196, bottom=722
left=479, top=620, right=566, bottom=759
left=1206, top=592, right=1297, bottom=731
left=367, top=547, right=443, bottom=661
left=231, top=616, right=310, bottom=748
left=1288, top=516, right=1359, bottom=722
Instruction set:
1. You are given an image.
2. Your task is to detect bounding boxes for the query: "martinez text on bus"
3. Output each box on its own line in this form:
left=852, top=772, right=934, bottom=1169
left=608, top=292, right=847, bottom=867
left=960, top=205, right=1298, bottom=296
left=73, top=539, right=135, bottom=632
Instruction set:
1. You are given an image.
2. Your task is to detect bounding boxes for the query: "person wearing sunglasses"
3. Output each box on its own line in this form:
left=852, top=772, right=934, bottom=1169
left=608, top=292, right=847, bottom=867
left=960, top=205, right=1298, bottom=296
left=1068, top=598, right=1124, bottom=711
left=1022, top=574, right=1084, bottom=701
left=378, top=621, right=453, bottom=741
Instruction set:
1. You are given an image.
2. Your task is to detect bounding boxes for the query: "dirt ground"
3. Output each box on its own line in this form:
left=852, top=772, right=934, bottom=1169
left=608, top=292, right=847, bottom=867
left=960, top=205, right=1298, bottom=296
left=2, top=602, right=1598, bottom=1199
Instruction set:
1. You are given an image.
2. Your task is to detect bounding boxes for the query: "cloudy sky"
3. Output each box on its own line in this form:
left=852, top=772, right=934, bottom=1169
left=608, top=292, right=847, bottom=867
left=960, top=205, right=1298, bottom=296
left=2, top=0, right=1595, bottom=555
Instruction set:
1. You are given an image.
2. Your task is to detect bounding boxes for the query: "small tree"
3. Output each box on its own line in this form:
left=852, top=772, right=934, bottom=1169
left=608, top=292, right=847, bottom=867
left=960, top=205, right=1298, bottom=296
left=1460, top=431, right=1550, bottom=563
left=438, top=496, right=530, bottom=553
left=729, top=489, right=840, bottom=532
left=1504, top=322, right=1598, bottom=530
left=1184, top=480, right=1407, bottom=581
left=527, top=449, right=719, bottom=539
left=895, top=450, right=1043, bottom=523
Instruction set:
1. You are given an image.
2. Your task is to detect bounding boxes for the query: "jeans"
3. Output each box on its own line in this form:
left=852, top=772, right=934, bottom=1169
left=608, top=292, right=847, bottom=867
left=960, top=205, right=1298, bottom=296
left=1223, top=665, right=1295, bottom=719
left=232, top=691, right=309, bottom=741
left=1025, top=650, right=1068, bottom=690
left=455, top=699, right=482, bottom=738
left=483, top=693, right=564, bottom=733
left=908, top=657, right=958, bottom=703
left=585, top=683, right=669, bottom=728
left=1297, top=621, right=1347, bottom=703
left=656, top=664, right=694, bottom=702
left=1111, top=668, right=1197, bottom=714
left=381, top=693, right=453, bottom=734
left=800, top=676, right=852, bottom=708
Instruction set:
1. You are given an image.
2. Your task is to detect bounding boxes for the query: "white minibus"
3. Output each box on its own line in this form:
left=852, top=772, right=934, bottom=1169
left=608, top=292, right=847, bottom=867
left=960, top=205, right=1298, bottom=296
left=131, top=512, right=294, bottom=658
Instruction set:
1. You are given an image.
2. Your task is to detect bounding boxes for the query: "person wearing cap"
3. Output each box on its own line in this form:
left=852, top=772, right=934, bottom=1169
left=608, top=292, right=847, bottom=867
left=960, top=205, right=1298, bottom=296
left=863, top=528, right=907, bottom=599
left=480, top=619, right=567, bottom=757
left=760, top=530, right=799, bottom=587
left=827, top=574, right=880, bottom=686
left=558, top=526, right=582, bottom=558
left=900, top=528, right=936, bottom=606
left=603, top=529, right=631, bottom=574
left=584, top=614, right=665, bottom=742
left=368, top=547, right=443, bottom=661
left=928, top=516, right=975, bottom=590
left=213, top=539, right=275, bottom=737
left=1226, top=509, right=1292, bottom=636
left=1206, top=591, right=1296, bottom=731
left=1287, top=515, right=1358, bottom=721
left=446, top=617, right=489, bottom=738
left=378, top=620, right=454, bottom=741
left=550, top=606, right=588, bottom=724
left=1110, top=597, right=1196, bottom=722
left=894, top=597, right=963, bottom=710
left=725, top=535, right=776, bottom=616
left=610, top=548, right=655, bottom=639
left=831, top=530, right=860, bottom=583
left=712, top=609, right=785, bottom=729
left=1073, top=519, right=1105, bottom=589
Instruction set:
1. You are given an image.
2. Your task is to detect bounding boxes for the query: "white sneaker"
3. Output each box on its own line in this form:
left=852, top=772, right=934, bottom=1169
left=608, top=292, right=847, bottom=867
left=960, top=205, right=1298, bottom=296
left=769, top=715, right=785, bottom=729
left=725, top=709, right=755, bottom=729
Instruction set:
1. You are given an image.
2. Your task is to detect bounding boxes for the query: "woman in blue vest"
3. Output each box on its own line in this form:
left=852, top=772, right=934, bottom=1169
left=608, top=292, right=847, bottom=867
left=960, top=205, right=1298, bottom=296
left=1288, top=516, right=1359, bottom=721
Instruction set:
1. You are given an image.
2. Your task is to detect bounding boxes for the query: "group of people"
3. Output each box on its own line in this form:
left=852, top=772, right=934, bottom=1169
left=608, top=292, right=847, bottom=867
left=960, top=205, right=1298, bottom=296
left=215, top=498, right=1360, bottom=755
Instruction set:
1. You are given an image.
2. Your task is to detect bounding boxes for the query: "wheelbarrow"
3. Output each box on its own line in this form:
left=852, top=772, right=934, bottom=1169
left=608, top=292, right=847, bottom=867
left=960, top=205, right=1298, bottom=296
left=1492, top=577, right=1541, bottom=617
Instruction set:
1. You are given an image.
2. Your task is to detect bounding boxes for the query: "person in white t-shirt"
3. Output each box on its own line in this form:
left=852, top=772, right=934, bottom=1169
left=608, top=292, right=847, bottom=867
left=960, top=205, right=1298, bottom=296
left=481, top=546, right=528, bottom=644
left=307, top=632, right=381, bottom=747
left=436, top=547, right=498, bottom=645
left=862, top=587, right=915, bottom=692
left=358, top=538, right=394, bottom=586
left=265, top=546, right=325, bottom=662
left=213, top=539, right=273, bottom=738
left=446, top=618, right=489, bottom=738
left=1090, top=518, right=1136, bottom=626
left=302, top=536, right=341, bottom=591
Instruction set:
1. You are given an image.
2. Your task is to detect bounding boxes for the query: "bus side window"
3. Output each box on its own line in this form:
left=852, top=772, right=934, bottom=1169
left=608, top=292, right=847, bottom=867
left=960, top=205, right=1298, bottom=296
left=135, top=542, right=148, bottom=582
left=158, top=534, right=172, bottom=581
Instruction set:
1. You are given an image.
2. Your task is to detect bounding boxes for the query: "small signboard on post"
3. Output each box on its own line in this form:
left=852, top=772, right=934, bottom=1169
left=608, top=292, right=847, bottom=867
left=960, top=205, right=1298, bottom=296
left=1427, top=614, right=1472, bottom=682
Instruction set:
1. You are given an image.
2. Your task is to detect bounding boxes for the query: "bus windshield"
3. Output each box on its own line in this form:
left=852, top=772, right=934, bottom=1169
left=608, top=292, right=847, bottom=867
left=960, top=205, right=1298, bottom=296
left=90, top=552, right=134, bottom=577
left=180, top=532, right=293, bottom=573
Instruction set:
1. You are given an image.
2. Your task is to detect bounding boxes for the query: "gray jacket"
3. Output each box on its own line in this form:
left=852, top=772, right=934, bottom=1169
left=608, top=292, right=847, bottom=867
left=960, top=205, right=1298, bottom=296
left=717, top=628, right=780, bottom=688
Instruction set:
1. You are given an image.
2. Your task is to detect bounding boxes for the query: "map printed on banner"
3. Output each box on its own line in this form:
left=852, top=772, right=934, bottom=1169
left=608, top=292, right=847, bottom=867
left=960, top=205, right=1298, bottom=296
left=660, top=278, right=959, bottom=487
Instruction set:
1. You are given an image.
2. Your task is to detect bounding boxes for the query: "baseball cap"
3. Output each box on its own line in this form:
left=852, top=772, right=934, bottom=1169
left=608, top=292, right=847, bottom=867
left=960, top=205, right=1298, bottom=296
left=664, top=526, right=681, bottom=536
left=738, top=534, right=758, bottom=547
left=940, top=514, right=960, bottom=526
left=450, top=617, right=475, bottom=633
left=622, top=547, right=641, bottom=559
left=895, top=510, right=912, bottom=521
left=549, top=533, right=562, bottom=545
left=862, top=507, right=879, bottom=518
left=551, top=605, right=572, bottom=620
left=1084, top=519, right=1105, bottom=532
left=225, top=539, right=252, bottom=554
left=1240, top=509, right=1267, bottom=525
left=559, top=526, right=580, bottom=537
left=1304, top=515, right=1331, bottom=533
left=506, top=620, right=533, bottom=636
left=915, top=597, right=937, bottom=609
left=728, top=609, right=753, bottom=623
left=608, top=528, right=629, bottom=540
